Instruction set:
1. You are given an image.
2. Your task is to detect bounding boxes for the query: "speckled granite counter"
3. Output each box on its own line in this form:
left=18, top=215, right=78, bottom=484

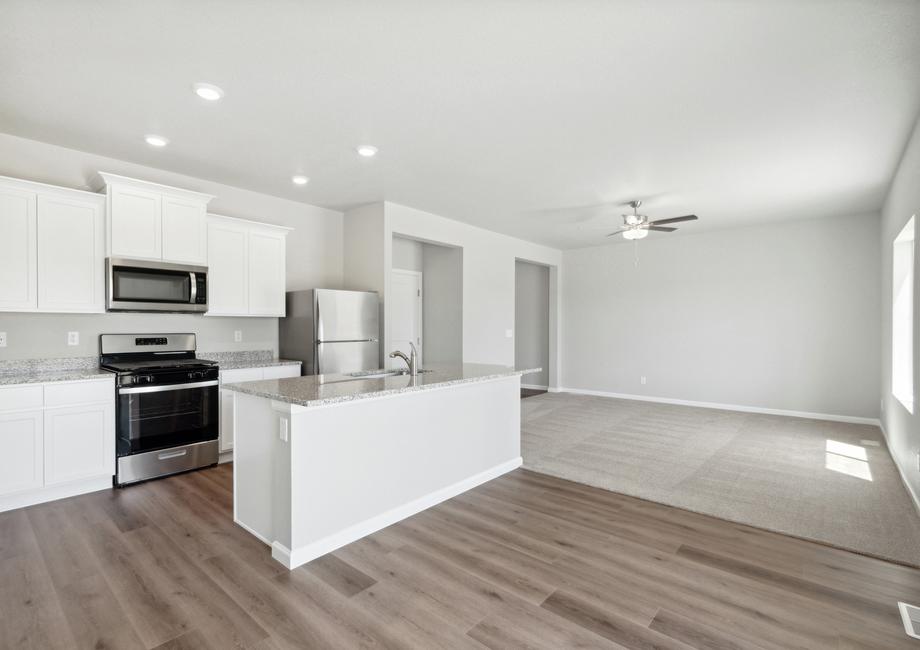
left=222, top=363, right=539, bottom=408
left=199, top=350, right=302, bottom=371
left=0, top=357, right=113, bottom=385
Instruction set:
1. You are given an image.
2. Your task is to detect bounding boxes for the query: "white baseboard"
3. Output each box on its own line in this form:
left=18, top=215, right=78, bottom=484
left=279, top=456, right=523, bottom=570
left=557, top=386, right=881, bottom=427
left=522, top=383, right=549, bottom=390
left=879, top=418, right=920, bottom=519
left=0, top=475, right=112, bottom=514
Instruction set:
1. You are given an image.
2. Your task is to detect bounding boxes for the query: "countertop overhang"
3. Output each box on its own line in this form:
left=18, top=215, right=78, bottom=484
left=221, top=363, right=540, bottom=408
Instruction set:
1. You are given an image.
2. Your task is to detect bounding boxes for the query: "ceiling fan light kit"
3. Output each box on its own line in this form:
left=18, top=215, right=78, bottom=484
left=606, top=200, right=699, bottom=240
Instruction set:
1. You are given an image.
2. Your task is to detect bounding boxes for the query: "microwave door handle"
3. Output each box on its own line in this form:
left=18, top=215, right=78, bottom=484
left=189, top=272, right=197, bottom=304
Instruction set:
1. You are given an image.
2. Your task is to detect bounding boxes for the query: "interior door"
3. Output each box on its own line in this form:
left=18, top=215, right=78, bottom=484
left=389, top=270, right=422, bottom=369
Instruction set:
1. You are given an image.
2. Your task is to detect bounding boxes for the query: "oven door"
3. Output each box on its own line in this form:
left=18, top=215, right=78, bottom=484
left=117, top=380, right=218, bottom=455
left=107, top=258, right=208, bottom=312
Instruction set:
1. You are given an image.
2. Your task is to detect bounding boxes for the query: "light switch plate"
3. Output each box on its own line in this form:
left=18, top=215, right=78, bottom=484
left=67, top=331, right=79, bottom=346
left=0, top=331, right=6, bottom=347
left=505, top=329, right=513, bottom=339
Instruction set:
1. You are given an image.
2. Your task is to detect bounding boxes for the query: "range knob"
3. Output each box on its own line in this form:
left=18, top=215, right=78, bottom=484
left=141, top=374, right=155, bottom=384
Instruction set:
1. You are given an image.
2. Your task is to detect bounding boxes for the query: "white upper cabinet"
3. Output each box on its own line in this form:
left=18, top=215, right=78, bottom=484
left=0, top=176, right=105, bottom=314
left=207, top=214, right=290, bottom=317
left=207, top=217, right=250, bottom=315
left=98, top=173, right=213, bottom=265
left=0, top=185, right=38, bottom=311
left=163, top=196, right=208, bottom=264
left=37, top=193, right=106, bottom=313
left=109, top=184, right=162, bottom=259
left=248, top=227, right=287, bottom=316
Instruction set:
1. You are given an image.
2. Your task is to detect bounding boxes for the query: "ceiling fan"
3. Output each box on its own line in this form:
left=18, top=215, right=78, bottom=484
left=606, top=200, right=698, bottom=240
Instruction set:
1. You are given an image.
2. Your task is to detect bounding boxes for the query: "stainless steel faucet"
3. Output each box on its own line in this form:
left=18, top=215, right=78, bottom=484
left=389, top=342, right=418, bottom=376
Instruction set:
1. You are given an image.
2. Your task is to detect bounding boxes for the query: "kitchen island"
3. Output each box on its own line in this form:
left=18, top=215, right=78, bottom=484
left=222, top=363, right=536, bottom=569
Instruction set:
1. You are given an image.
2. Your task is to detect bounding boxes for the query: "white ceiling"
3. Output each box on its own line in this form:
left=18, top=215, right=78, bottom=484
left=2, top=1, right=919, bottom=249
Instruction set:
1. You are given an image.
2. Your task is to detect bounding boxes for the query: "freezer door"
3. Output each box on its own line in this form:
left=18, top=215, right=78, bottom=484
left=316, top=340, right=379, bottom=374
left=315, top=289, right=379, bottom=342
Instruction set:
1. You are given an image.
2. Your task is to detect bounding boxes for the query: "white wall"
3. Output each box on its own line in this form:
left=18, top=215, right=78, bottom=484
left=881, top=114, right=920, bottom=508
left=515, top=261, right=550, bottom=386
left=563, top=213, right=881, bottom=419
left=384, top=202, right=562, bottom=383
left=392, top=236, right=423, bottom=272
left=422, top=243, right=463, bottom=365
left=0, top=132, right=344, bottom=359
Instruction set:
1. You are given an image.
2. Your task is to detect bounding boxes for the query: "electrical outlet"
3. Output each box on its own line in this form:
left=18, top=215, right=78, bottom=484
left=505, top=329, right=513, bottom=339
left=640, top=376, right=647, bottom=385
left=234, top=330, right=242, bottom=343
left=0, top=331, right=6, bottom=347
left=67, top=331, right=79, bottom=346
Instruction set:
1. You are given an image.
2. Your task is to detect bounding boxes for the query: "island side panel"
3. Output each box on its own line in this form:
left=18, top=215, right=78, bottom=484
left=286, top=374, right=521, bottom=568
left=232, top=391, right=280, bottom=544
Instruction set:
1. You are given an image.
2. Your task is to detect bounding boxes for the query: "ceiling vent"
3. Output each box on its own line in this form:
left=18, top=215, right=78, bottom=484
left=898, top=602, right=920, bottom=639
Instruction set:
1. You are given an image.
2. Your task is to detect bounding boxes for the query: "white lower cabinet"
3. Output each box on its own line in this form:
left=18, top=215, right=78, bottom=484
left=0, top=379, right=115, bottom=512
left=0, top=410, right=44, bottom=496
left=44, top=402, right=114, bottom=486
left=219, top=364, right=300, bottom=453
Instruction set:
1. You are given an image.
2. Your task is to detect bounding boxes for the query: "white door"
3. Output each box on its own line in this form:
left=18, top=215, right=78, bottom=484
left=37, top=194, right=105, bottom=313
left=0, top=410, right=43, bottom=496
left=248, top=228, right=286, bottom=316
left=44, top=403, right=115, bottom=485
left=389, top=270, right=422, bottom=368
left=207, top=218, right=250, bottom=315
left=0, top=187, right=37, bottom=311
left=162, top=196, right=207, bottom=264
left=109, top=184, right=162, bottom=259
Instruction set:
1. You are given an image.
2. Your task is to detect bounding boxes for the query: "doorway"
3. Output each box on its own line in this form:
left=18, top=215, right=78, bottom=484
left=515, top=260, right=550, bottom=398
left=390, top=269, right=423, bottom=366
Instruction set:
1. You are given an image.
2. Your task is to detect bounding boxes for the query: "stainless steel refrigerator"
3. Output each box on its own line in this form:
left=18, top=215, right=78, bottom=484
left=279, top=289, right=380, bottom=375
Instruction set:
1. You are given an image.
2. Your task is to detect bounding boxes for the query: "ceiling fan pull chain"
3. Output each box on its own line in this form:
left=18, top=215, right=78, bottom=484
left=634, top=239, right=640, bottom=268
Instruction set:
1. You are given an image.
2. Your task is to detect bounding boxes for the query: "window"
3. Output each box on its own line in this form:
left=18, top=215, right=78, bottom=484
left=893, top=216, right=915, bottom=413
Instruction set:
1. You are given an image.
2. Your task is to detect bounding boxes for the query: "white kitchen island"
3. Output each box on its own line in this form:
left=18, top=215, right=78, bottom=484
left=222, top=364, right=535, bottom=569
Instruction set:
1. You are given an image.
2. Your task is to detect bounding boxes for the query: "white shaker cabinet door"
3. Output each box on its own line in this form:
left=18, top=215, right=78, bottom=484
left=37, top=194, right=105, bottom=313
left=43, top=402, right=115, bottom=486
left=207, top=219, right=250, bottom=315
left=0, top=410, right=44, bottom=496
left=109, top=184, right=162, bottom=259
left=248, top=228, right=286, bottom=316
left=163, top=195, right=207, bottom=264
left=219, top=368, right=263, bottom=452
left=0, top=187, right=37, bottom=311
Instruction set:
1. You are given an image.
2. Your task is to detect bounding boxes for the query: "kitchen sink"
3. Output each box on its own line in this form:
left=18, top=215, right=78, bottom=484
left=344, top=369, right=432, bottom=379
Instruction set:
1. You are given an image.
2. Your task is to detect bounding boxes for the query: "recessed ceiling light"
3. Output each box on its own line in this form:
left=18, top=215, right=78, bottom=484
left=292, top=175, right=309, bottom=186
left=144, top=134, right=169, bottom=147
left=356, top=145, right=378, bottom=157
left=193, top=82, right=224, bottom=101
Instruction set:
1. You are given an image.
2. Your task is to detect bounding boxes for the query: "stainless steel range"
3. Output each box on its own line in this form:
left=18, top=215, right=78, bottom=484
left=100, top=333, right=219, bottom=486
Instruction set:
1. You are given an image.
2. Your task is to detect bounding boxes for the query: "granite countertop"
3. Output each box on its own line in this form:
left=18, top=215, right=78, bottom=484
left=221, top=363, right=540, bottom=408
left=198, top=350, right=302, bottom=371
left=0, top=357, right=114, bottom=386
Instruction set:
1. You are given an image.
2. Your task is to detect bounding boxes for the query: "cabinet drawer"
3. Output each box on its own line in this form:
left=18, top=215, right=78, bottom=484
left=221, top=368, right=264, bottom=384
left=262, top=364, right=301, bottom=380
left=44, top=379, right=113, bottom=407
left=0, top=385, right=44, bottom=412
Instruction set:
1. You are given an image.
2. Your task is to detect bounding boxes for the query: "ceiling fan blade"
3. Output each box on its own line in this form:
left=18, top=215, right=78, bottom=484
left=647, top=214, right=698, bottom=226
left=605, top=229, right=628, bottom=237
left=645, top=226, right=677, bottom=232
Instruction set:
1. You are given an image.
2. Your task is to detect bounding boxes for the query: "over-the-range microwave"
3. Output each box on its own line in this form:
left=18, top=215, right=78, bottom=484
left=106, top=258, right=208, bottom=313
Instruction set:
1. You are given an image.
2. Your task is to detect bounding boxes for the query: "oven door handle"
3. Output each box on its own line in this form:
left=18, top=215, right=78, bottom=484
left=118, top=380, right=218, bottom=395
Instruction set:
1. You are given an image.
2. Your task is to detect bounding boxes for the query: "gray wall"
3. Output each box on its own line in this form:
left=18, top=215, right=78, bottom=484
left=562, top=213, right=881, bottom=418
left=0, top=313, right=277, bottom=360
left=880, top=114, right=920, bottom=508
left=422, top=244, right=463, bottom=364
left=392, top=236, right=423, bottom=272
left=515, top=261, right=550, bottom=386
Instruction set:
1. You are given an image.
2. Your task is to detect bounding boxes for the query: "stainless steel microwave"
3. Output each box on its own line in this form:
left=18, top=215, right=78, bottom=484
left=106, top=258, right=208, bottom=313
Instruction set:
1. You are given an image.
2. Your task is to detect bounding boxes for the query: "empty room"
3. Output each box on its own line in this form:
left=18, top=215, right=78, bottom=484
left=1, top=1, right=919, bottom=648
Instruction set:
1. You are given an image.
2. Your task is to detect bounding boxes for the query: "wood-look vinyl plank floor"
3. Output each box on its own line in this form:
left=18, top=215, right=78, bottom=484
left=0, top=464, right=916, bottom=649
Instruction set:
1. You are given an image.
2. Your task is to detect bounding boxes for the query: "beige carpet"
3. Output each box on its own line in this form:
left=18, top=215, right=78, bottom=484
left=522, top=392, right=920, bottom=567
